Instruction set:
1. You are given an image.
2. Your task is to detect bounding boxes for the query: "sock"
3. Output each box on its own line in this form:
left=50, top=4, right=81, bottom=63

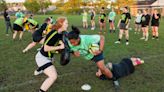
left=135, top=58, right=144, bottom=65
left=126, top=39, right=129, bottom=42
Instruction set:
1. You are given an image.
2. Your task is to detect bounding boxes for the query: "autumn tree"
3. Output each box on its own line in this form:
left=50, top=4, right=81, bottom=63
left=24, top=0, right=40, bottom=13
left=24, top=0, right=51, bottom=14
left=0, top=0, right=7, bottom=11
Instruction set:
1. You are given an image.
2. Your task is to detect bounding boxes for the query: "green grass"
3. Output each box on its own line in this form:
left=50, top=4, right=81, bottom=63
left=0, top=15, right=164, bottom=92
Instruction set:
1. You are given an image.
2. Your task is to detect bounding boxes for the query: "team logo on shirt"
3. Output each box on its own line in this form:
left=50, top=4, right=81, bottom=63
left=121, top=14, right=126, bottom=21
left=142, top=16, right=146, bottom=21
left=100, top=14, right=105, bottom=19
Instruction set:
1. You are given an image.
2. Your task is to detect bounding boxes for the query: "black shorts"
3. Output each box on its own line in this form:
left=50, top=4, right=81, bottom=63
left=13, top=24, right=23, bottom=31
left=35, top=24, right=39, bottom=29
left=91, top=16, right=94, bottom=20
left=141, top=24, right=148, bottom=27
left=119, top=23, right=127, bottom=30
left=91, top=53, right=104, bottom=63
left=151, top=23, right=159, bottom=27
left=109, top=20, right=114, bottom=23
left=100, top=19, right=105, bottom=23
left=32, top=33, right=43, bottom=42
left=135, top=22, right=141, bottom=25
left=112, top=58, right=135, bottom=79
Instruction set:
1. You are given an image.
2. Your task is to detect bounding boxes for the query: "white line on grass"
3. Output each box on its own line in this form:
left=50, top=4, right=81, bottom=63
left=0, top=53, right=164, bottom=91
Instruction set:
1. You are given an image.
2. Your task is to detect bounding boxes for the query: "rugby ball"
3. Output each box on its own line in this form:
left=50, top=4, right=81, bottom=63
left=81, top=84, right=91, bottom=91
left=89, top=43, right=99, bottom=54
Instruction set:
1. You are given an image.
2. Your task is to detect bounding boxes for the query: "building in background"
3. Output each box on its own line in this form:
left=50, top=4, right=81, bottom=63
left=130, top=0, right=164, bottom=16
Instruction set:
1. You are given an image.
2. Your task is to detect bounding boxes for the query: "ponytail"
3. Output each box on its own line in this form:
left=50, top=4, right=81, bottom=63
left=51, top=17, right=67, bottom=31
left=67, top=26, right=80, bottom=40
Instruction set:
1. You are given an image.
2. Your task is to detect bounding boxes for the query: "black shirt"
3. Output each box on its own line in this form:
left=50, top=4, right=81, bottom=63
left=141, top=14, right=150, bottom=26
left=151, top=13, right=161, bottom=25
left=112, top=58, right=135, bottom=79
left=40, top=30, right=63, bottom=58
left=120, top=12, right=131, bottom=24
left=33, top=23, right=47, bottom=36
left=100, top=13, right=106, bottom=20
left=3, top=11, right=10, bottom=21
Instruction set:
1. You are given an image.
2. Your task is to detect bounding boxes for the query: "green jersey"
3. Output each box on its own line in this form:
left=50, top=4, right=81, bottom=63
left=15, top=12, right=24, bottom=18
left=27, top=19, right=38, bottom=26
left=14, top=18, right=24, bottom=27
left=68, top=35, right=100, bottom=60
left=108, top=11, right=116, bottom=20
left=82, top=12, right=88, bottom=21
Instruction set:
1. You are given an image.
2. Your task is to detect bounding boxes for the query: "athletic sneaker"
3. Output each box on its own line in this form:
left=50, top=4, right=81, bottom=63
left=6, top=34, right=9, bottom=36
left=140, top=37, right=145, bottom=40
left=22, top=49, right=28, bottom=53
left=34, top=70, right=43, bottom=76
left=141, top=60, right=144, bottom=64
left=91, top=27, right=95, bottom=30
left=113, top=80, right=120, bottom=90
left=152, top=37, right=155, bottom=39
left=145, top=38, right=148, bottom=41
left=126, top=42, right=129, bottom=45
left=115, top=41, right=120, bottom=44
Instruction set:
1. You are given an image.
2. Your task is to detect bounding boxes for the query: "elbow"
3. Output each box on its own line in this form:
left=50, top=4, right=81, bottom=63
left=44, top=45, right=49, bottom=52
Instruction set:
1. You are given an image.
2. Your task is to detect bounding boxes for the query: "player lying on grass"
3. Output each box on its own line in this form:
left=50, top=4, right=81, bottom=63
left=96, top=57, right=144, bottom=80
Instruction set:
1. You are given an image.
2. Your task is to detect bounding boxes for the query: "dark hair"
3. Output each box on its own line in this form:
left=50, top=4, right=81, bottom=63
left=124, top=6, right=128, bottom=10
left=102, top=7, right=105, bottom=9
left=44, top=18, right=51, bottom=23
left=67, top=26, right=80, bottom=40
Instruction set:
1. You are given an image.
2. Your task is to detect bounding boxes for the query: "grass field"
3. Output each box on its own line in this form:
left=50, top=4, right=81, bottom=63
left=0, top=15, right=164, bottom=92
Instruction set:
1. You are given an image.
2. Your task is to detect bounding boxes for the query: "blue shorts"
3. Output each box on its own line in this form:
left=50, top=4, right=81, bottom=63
left=91, top=53, right=104, bottom=63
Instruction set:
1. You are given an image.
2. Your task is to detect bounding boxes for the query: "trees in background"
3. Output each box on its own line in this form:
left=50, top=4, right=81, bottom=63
left=24, top=0, right=51, bottom=14
left=0, top=0, right=7, bottom=11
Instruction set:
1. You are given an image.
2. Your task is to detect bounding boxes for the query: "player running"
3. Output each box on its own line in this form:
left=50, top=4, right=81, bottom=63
left=34, top=17, right=68, bottom=92
left=67, top=26, right=113, bottom=81
left=22, top=18, right=51, bottom=53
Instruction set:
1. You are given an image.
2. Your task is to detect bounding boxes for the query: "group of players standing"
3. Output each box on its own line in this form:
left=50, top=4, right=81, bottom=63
left=82, top=6, right=161, bottom=45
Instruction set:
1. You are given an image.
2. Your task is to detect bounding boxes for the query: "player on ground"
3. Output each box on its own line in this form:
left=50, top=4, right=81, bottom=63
left=96, top=57, right=144, bottom=80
